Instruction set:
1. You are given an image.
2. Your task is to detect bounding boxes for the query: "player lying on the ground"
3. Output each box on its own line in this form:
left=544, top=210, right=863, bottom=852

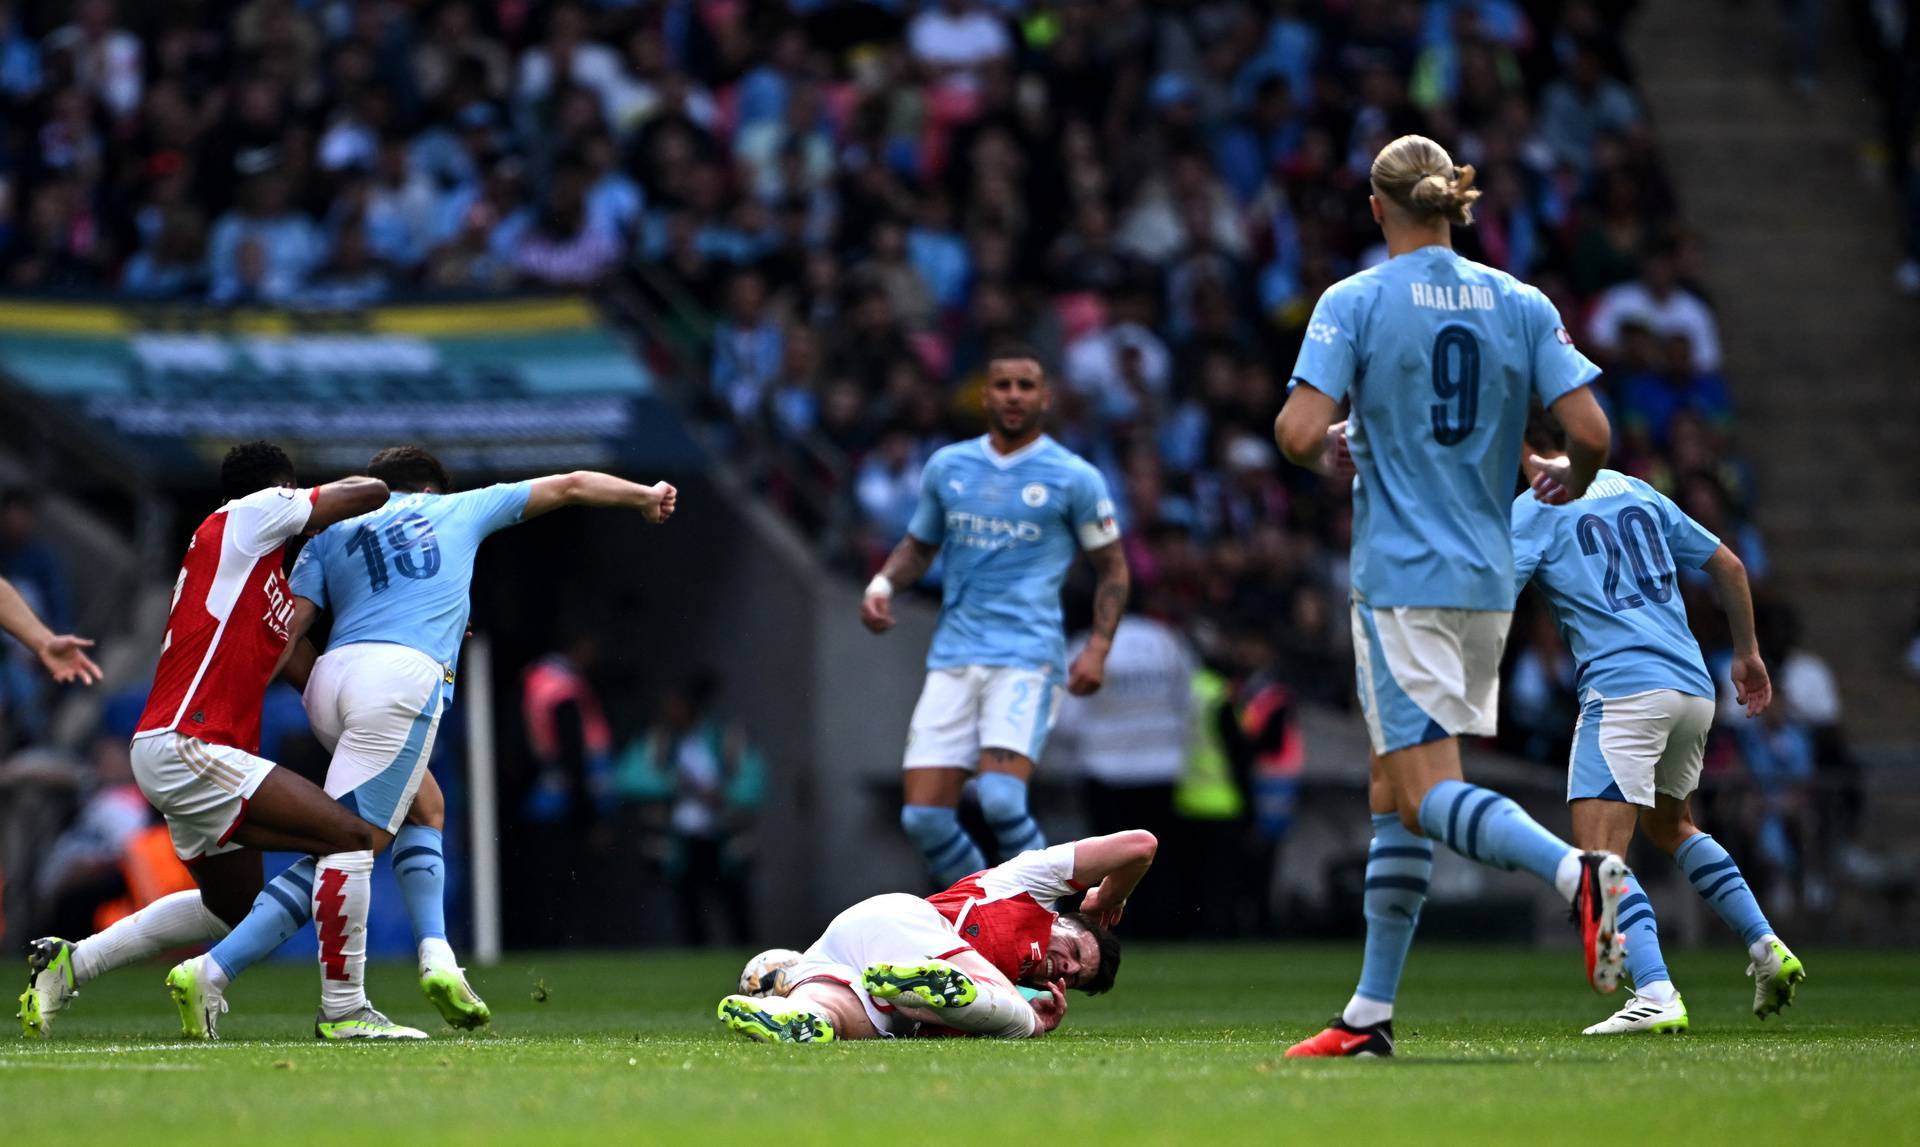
left=717, top=829, right=1156, bottom=1043
left=160, top=447, right=676, bottom=1040
left=21, top=442, right=390, bottom=1039
left=862, top=345, right=1129, bottom=888
left=1513, top=410, right=1804, bottom=1035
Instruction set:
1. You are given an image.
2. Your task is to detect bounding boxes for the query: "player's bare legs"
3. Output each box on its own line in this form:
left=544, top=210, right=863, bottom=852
left=229, top=766, right=377, bottom=856
left=901, top=766, right=986, bottom=886
left=1638, top=796, right=1804, bottom=1019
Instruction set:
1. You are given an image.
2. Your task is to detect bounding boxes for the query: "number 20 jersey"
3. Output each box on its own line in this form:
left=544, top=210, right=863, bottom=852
left=1290, top=245, right=1599, bottom=610
left=1511, top=469, right=1721, bottom=701
left=289, top=482, right=531, bottom=677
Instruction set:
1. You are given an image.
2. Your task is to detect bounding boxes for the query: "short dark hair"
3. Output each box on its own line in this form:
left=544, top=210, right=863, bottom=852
left=367, top=446, right=451, bottom=493
left=1059, top=912, right=1122, bottom=995
left=986, top=341, right=1048, bottom=377
left=220, top=441, right=295, bottom=502
left=1524, top=402, right=1567, bottom=454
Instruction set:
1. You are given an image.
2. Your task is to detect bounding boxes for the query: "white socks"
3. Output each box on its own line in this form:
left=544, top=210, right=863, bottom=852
left=928, top=980, right=1038, bottom=1040
left=1750, top=935, right=1781, bottom=963
left=419, top=936, right=457, bottom=974
left=1553, top=850, right=1584, bottom=902
left=1342, top=994, right=1394, bottom=1027
left=70, top=891, right=229, bottom=984
left=314, top=850, right=374, bottom=1019
left=1636, top=978, right=1679, bottom=1004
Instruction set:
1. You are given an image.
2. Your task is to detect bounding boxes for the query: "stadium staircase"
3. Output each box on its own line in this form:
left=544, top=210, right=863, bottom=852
left=1630, top=4, right=1920, bottom=749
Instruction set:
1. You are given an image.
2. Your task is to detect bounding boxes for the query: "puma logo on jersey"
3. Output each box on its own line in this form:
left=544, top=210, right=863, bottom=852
left=949, top=479, right=966, bottom=495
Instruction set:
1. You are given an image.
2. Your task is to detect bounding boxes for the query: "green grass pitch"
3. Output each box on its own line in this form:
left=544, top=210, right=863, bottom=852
left=6, top=944, right=1916, bottom=1145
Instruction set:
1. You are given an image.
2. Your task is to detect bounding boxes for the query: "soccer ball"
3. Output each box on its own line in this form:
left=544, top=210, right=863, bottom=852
left=738, top=948, right=803, bottom=997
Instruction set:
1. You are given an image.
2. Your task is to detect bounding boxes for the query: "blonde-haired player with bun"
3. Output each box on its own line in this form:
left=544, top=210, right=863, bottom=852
left=1275, top=135, right=1625, bottom=1057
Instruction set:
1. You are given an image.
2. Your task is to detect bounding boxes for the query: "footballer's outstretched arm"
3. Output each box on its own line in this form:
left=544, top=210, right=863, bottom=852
left=0, top=575, right=101, bottom=684
left=1072, top=830, right=1158, bottom=928
left=1067, top=542, right=1130, bottom=696
left=522, top=471, right=678, bottom=523
left=1705, top=544, right=1772, bottom=717
left=861, top=534, right=940, bottom=634
left=309, top=476, right=391, bottom=531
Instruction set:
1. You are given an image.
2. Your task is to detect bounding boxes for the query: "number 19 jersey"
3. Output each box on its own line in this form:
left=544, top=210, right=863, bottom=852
left=289, top=482, right=531, bottom=675
left=1290, top=245, right=1599, bottom=610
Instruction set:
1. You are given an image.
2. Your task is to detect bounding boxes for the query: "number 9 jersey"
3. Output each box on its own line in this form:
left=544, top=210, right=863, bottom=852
left=1290, top=246, right=1599, bottom=611
left=289, top=481, right=532, bottom=680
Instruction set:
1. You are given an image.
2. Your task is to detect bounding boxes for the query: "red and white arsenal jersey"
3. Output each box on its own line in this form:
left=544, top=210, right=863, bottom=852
left=926, top=844, right=1086, bottom=983
left=135, top=486, right=317, bottom=755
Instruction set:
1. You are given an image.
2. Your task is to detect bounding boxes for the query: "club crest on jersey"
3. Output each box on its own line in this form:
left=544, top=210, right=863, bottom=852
left=1022, top=483, right=1048, bottom=507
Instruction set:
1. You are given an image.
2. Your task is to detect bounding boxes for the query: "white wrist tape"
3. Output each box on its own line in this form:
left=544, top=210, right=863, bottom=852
left=864, top=574, right=894, bottom=600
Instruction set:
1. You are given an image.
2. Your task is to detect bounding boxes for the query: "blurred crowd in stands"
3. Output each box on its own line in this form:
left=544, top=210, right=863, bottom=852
left=0, top=0, right=1893, bottom=940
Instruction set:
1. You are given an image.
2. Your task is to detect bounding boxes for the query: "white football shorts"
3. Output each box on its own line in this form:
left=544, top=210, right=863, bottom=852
left=904, top=665, right=1064, bottom=769
left=129, top=732, right=277, bottom=862
left=1568, top=688, right=1717, bottom=807
left=1351, top=599, right=1512, bottom=756
left=786, top=892, right=975, bottom=1036
left=304, top=641, right=450, bottom=834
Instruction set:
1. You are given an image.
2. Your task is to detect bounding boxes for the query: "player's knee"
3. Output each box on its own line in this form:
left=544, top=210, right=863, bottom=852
left=1395, top=805, right=1424, bottom=836
left=321, top=816, right=378, bottom=855
left=407, top=794, right=445, bottom=831
left=900, top=803, right=960, bottom=850
left=1639, top=811, right=1692, bottom=855
left=973, top=771, right=1030, bottom=823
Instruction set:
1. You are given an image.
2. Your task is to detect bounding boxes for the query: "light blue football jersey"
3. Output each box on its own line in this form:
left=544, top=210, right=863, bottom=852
left=1512, top=469, right=1721, bottom=700
left=907, top=435, right=1119, bottom=676
left=1291, top=245, right=1600, bottom=610
left=289, top=482, right=532, bottom=675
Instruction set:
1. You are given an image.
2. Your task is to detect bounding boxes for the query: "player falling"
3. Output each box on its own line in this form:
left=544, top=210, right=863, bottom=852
left=862, top=345, right=1130, bottom=887
left=161, top=446, right=677, bottom=1039
left=21, top=443, right=392, bottom=1038
left=717, top=829, right=1155, bottom=1042
left=1274, top=135, right=1624, bottom=1058
left=1513, top=411, right=1804, bottom=1034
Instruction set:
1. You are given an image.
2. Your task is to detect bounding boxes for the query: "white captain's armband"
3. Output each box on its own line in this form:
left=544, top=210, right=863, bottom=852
left=1077, top=499, right=1121, bottom=550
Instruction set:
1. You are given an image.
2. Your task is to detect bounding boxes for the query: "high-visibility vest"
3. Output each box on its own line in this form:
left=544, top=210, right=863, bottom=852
left=1176, top=670, right=1245, bottom=820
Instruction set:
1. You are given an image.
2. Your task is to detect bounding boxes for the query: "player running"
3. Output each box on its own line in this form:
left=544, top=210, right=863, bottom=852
left=717, top=829, right=1154, bottom=1043
left=20, top=442, right=389, bottom=1038
left=1274, top=135, right=1624, bottom=1059
left=862, top=346, right=1131, bottom=888
left=160, top=446, right=678, bottom=1039
left=1513, top=411, right=1805, bottom=1035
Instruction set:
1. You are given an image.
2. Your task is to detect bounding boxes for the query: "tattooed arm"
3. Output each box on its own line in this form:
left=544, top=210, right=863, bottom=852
left=860, top=534, right=941, bottom=634
left=1067, top=541, right=1130, bottom=696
